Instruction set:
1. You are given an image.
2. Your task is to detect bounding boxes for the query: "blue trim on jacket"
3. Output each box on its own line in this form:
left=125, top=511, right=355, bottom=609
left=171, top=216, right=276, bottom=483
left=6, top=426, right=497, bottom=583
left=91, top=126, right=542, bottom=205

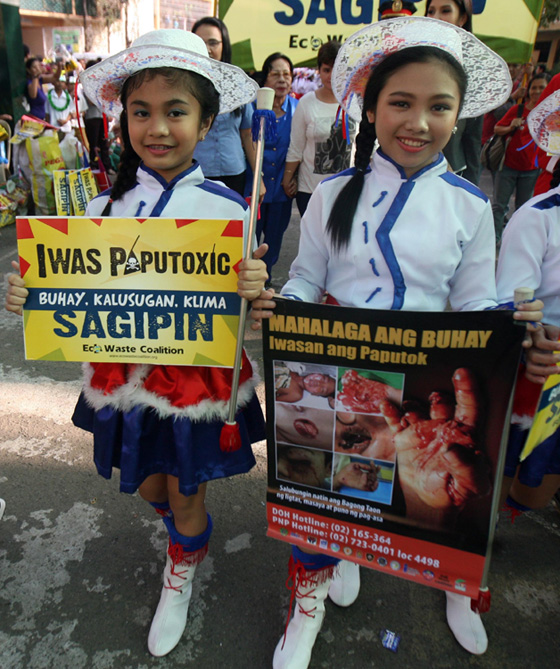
left=532, top=192, right=560, bottom=210
left=377, top=149, right=445, bottom=180
left=89, top=187, right=114, bottom=204
left=139, top=160, right=199, bottom=189
left=141, top=162, right=202, bottom=216
left=321, top=150, right=444, bottom=187
left=196, top=179, right=249, bottom=209
left=321, top=165, right=373, bottom=184
left=375, top=181, right=415, bottom=309
left=439, top=171, right=489, bottom=202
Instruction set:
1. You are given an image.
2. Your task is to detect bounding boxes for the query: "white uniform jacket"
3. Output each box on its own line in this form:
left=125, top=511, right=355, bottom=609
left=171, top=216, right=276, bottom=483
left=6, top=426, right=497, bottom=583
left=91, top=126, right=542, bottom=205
left=87, top=161, right=251, bottom=247
left=497, top=186, right=560, bottom=328
left=282, top=149, right=498, bottom=312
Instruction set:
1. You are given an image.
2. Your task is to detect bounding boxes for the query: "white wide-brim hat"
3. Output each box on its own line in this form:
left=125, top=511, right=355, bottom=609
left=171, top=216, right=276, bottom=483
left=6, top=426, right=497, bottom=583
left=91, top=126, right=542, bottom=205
left=527, top=89, right=560, bottom=154
left=332, top=16, right=511, bottom=121
left=79, top=29, right=258, bottom=117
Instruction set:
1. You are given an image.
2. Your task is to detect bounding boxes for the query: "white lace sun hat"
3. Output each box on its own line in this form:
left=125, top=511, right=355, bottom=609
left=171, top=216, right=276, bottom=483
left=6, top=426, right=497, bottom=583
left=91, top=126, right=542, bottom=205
left=79, top=29, right=258, bottom=117
left=527, top=89, right=560, bottom=154
left=332, top=16, right=511, bottom=122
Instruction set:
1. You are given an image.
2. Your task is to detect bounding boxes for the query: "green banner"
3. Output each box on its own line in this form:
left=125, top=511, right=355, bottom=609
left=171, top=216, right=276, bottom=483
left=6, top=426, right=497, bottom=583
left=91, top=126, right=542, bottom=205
left=221, top=1, right=544, bottom=72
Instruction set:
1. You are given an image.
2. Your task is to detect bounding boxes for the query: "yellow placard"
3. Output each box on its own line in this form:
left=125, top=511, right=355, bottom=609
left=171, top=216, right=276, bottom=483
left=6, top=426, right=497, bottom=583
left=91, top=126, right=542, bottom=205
left=521, top=369, right=560, bottom=460
left=16, top=216, right=244, bottom=367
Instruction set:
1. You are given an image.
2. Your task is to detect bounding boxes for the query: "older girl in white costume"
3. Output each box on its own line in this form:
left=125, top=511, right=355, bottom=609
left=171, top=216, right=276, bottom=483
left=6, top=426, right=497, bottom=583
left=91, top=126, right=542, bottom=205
left=252, top=17, right=542, bottom=667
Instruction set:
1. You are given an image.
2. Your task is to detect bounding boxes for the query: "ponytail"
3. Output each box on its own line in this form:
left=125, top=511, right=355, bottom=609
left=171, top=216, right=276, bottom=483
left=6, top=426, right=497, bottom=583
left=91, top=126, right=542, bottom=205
left=326, top=114, right=377, bottom=252
left=101, top=109, right=140, bottom=215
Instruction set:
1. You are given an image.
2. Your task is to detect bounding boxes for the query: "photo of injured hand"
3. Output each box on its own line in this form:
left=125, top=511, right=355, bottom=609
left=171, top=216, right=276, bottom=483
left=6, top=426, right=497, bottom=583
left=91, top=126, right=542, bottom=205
left=332, top=459, right=381, bottom=492
left=336, top=368, right=403, bottom=414
left=380, top=368, right=492, bottom=515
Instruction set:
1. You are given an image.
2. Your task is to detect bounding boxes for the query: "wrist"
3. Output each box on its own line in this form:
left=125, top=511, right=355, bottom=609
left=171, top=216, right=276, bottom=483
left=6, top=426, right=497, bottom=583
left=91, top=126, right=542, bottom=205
left=400, top=482, right=461, bottom=528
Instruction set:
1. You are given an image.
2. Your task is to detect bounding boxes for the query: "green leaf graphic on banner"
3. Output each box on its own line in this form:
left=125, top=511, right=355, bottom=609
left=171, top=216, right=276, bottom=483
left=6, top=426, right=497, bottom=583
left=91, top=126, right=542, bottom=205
left=223, top=314, right=238, bottom=338
left=231, top=39, right=255, bottom=71
left=523, top=0, right=545, bottom=21
left=478, top=35, right=534, bottom=64
left=192, top=352, right=222, bottom=366
left=39, top=348, right=67, bottom=361
left=220, top=0, right=236, bottom=18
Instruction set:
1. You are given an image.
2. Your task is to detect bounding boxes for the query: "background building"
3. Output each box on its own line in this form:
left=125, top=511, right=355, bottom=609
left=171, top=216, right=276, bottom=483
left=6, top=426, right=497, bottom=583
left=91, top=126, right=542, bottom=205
left=19, top=0, right=214, bottom=59
left=536, top=20, right=560, bottom=71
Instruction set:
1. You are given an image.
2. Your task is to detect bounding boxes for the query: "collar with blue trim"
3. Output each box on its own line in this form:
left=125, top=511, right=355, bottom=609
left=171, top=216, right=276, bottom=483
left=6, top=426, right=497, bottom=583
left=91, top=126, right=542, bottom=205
left=374, top=149, right=446, bottom=181
left=137, top=160, right=204, bottom=191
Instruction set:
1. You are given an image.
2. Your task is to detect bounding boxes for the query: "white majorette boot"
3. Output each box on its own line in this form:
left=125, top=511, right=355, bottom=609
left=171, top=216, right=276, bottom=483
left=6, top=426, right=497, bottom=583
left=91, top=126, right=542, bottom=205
left=147, top=514, right=213, bottom=657
left=328, top=560, right=360, bottom=607
left=273, top=547, right=340, bottom=669
left=445, top=591, right=488, bottom=655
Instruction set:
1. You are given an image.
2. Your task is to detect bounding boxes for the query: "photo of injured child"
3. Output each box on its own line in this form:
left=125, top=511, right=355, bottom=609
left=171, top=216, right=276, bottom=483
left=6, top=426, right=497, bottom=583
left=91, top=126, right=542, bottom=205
left=336, top=368, right=404, bottom=415
left=334, top=412, right=396, bottom=461
left=277, top=445, right=333, bottom=490
left=275, top=403, right=335, bottom=451
left=274, top=361, right=337, bottom=409
left=331, top=455, right=395, bottom=505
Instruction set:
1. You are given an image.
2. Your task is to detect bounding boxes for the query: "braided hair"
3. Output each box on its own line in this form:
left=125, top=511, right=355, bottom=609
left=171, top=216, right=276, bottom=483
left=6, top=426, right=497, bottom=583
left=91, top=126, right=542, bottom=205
left=326, top=46, right=467, bottom=252
left=101, top=67, right=219, bottom=216
left=550, top=161, right=560, bottom=190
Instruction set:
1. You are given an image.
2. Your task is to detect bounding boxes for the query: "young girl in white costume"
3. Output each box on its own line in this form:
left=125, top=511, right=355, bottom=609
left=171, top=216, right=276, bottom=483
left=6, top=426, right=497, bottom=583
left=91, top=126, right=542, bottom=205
left=497, top=90, right=560, bottom=513
left=6, top=30, right=268, bottom=659
left=252, top=17, right=543, bottom=668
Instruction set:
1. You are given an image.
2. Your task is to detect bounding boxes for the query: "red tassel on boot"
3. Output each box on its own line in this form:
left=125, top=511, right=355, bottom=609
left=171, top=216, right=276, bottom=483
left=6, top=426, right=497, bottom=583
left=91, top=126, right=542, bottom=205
left=471, top=587, right=491, bottom=614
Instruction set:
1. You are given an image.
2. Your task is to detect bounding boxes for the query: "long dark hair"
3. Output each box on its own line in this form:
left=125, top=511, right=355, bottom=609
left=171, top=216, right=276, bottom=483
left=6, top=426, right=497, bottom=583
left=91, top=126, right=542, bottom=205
left=425, top=0, right=473, bottom=33
left=326, top=47, right=467, bottom=252
left=101, top=67, right=219, bottom=216
left=192, top=16, right=232, bottom=64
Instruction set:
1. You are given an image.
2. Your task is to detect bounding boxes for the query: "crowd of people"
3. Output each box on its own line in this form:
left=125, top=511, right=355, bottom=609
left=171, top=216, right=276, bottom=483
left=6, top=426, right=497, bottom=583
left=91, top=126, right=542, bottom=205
left=15, top=13, right=557, bottom=257
left=18, top=45, right=118, bottom=172
left=4, top=5, right=560, bottom=669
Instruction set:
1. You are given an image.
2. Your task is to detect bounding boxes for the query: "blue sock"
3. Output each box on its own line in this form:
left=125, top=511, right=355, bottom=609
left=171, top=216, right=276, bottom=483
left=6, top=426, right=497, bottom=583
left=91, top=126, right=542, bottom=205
left=149, top=500, right=172, bottom=517
left=505, top=495, right=532, bottom=513
left=163, top=513, right=213, bottom=552
left=292, top=545, right=340, bottom=571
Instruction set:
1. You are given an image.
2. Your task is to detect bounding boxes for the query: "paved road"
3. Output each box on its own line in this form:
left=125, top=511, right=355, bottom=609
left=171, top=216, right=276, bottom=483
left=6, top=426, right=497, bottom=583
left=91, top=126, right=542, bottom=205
left=1, top=176, right=559, bottom=668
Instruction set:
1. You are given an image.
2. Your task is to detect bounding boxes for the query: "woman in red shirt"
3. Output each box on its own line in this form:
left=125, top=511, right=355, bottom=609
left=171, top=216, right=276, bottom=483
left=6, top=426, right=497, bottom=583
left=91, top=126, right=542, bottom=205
left=492, top=73, right=550, bottom=241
